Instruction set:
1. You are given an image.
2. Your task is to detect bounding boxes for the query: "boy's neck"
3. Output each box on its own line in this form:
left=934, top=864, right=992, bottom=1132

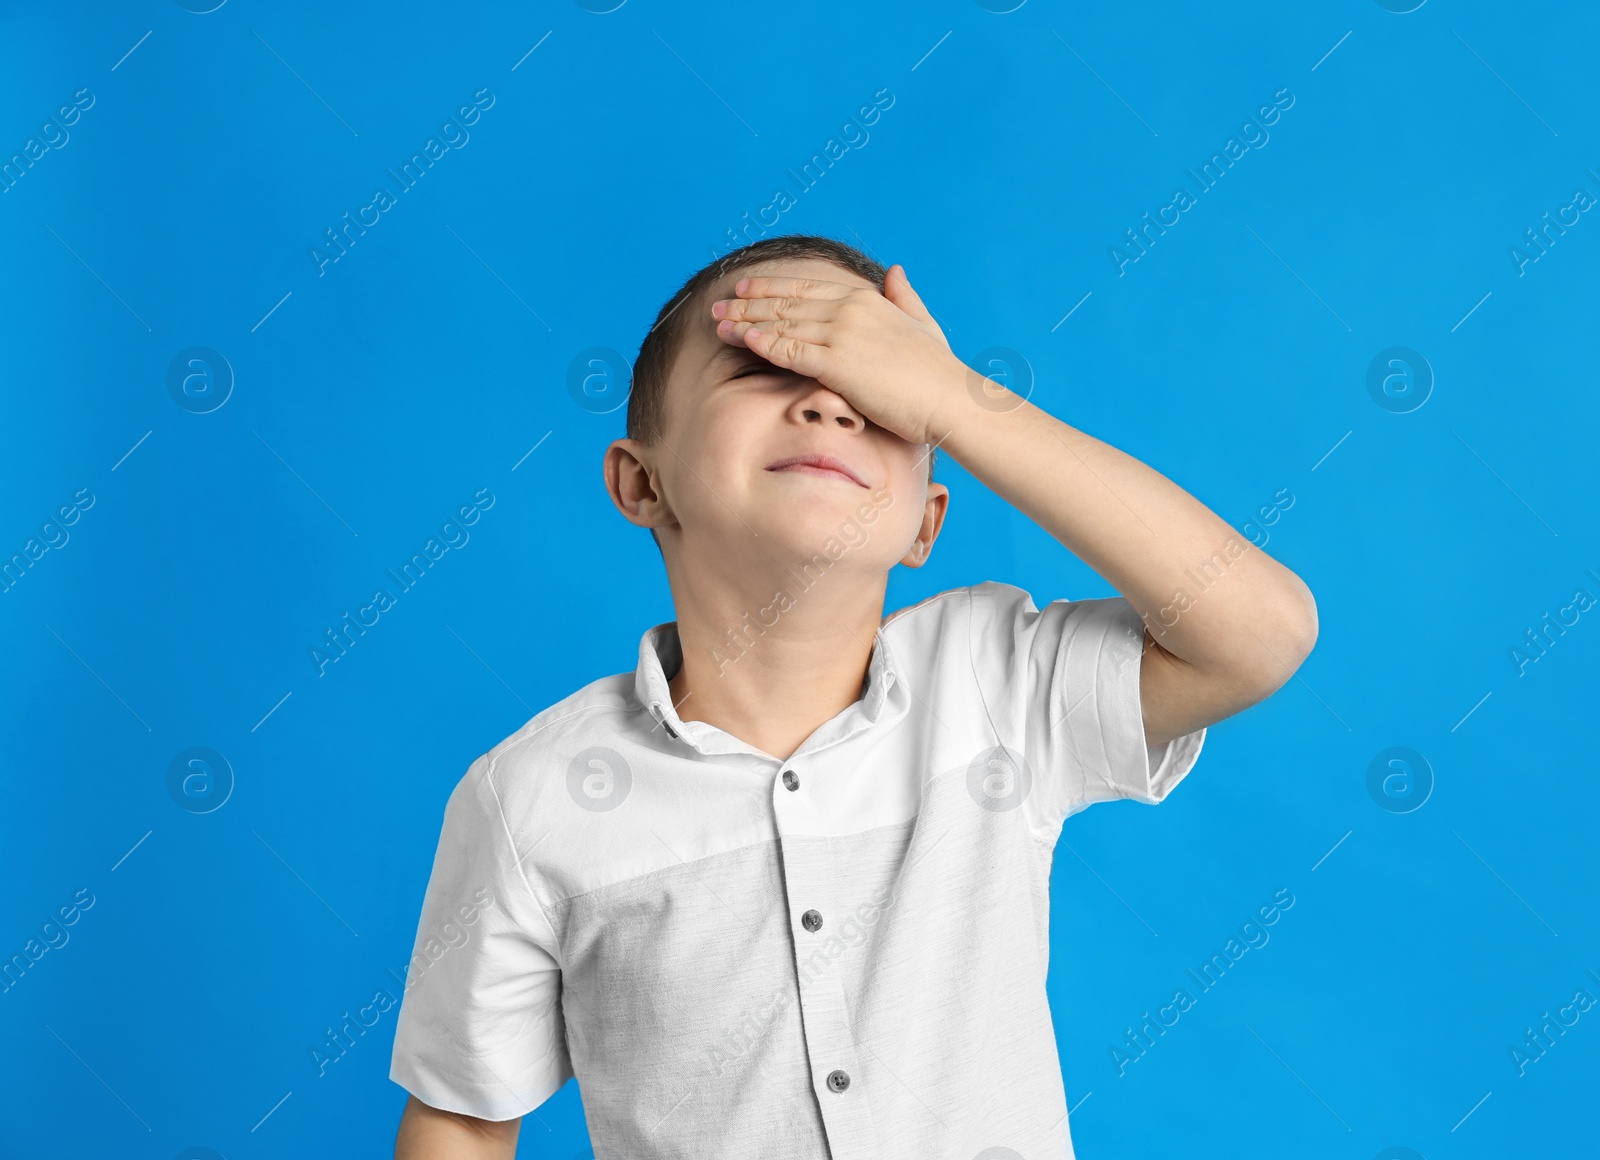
left=663, top=560, right=889, bottom=762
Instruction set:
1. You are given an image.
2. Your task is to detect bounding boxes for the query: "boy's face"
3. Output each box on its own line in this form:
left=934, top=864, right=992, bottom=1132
left=606, top=257, right=949, bottom=574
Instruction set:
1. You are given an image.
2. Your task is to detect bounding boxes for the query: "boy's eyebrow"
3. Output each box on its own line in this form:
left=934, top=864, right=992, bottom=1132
left=703, top=344, right=760, bottom=372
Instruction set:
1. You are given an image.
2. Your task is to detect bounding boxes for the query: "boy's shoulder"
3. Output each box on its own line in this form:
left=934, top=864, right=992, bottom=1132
left=455, top=665, right=644, bottom=815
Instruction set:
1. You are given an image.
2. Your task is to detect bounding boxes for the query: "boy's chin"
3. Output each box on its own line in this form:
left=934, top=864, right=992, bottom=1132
left=754, top=507, right=878, bottom=559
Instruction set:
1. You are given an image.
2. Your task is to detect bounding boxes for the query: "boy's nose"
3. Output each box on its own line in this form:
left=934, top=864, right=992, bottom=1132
left=791, top=382, right=865, bottom=431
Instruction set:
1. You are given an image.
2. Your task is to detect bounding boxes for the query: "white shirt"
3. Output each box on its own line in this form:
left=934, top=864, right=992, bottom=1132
left=389, top=581, right=1206, bottom=1158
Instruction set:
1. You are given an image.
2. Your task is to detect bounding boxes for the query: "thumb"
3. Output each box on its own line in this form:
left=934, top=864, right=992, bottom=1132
left=884, top=263, right=936, bottom=324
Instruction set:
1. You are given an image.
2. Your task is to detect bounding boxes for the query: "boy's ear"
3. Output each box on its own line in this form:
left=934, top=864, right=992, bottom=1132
left=899, top=481, right=949, bottom=569
left=604, top=439, right=673, bottom=530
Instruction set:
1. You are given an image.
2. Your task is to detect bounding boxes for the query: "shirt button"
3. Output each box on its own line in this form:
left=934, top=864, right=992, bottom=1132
left=782, top=769, right=799, bottom=791
left=801, top=909, right=823, bottom=933
left=826, top=1069, right=850, bottom=1093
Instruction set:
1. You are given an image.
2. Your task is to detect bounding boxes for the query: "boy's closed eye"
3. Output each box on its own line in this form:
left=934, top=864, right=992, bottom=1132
left=729, top=361, right=795, bottom=380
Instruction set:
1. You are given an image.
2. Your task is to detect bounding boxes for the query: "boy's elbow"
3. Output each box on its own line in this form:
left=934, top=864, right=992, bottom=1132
left=1289, top=576, right=1319, bottom=660
left=1253, top=576, right=1318, bottom=693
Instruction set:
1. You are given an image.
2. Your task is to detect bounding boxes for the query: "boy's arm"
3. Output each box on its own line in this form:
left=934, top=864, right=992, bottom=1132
left=394, top=1095, right=519, bottom=1159
left=713, top=266, right=1318, bottom=748
left=931, top=388, right=1318, bottom=747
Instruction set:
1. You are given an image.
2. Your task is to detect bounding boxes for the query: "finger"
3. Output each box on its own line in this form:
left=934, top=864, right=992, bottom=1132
left=884, top=264, right=936, bottom=324
left=733, top=275, right=853, bottom=302
left=740, top=326, right=830, bottom=378
left=713, top=295, right=833, bottom=324
left=716, top=316, right=830, bottom=347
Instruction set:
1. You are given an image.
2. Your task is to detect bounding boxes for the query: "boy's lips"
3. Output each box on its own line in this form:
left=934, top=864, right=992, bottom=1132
left=765, top=454, right=868, bottom=488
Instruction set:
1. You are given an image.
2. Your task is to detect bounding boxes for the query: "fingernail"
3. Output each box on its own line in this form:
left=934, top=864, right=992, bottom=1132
left=735, top=278, right=750, bottom=294
left=711, top=300, right=727, bottom=318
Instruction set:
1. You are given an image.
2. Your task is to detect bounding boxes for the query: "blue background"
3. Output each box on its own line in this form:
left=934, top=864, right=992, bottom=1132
left=3, top=1, right=1596, bottom=1157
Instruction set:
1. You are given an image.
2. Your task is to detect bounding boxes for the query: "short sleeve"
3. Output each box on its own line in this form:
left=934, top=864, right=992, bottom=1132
left=389, top=752, right=573, bottom=1121
left=967, top=581, right=1206, bottom=836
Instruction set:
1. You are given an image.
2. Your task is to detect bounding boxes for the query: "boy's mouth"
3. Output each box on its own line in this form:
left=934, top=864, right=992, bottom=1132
left=765, top=454, right=868, bottom=488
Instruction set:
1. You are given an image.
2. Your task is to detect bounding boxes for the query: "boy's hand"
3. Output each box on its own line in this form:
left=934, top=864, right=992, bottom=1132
left=710, top=265, right=971, bottom=446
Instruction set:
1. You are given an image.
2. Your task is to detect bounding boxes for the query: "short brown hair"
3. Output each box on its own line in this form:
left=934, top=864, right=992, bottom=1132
left=627, top=233, right=938, bottom=483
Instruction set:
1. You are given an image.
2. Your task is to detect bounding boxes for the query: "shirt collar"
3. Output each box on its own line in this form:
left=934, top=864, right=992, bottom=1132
left=632, top=617, right=911, bottom=760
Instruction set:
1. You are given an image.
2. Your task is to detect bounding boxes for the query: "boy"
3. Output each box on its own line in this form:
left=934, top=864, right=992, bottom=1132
left=389, top=235, right=1317, bottom=1158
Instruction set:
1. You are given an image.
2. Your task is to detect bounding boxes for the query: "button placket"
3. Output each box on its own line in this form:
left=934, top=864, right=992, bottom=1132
left=772, top=763, right=882, bottom=1155
left=794, top=938, right=877, bottom=1153
left=780, top=880, right=880, bottom=1155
